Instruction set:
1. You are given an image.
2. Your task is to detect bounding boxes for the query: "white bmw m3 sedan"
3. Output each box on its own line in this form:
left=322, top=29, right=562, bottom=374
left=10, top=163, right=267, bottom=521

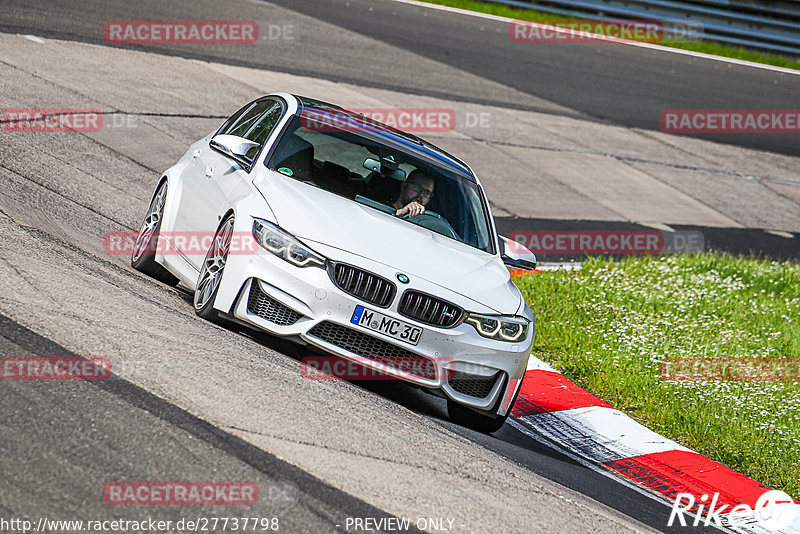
left=131, top=93, right=537, bottom=432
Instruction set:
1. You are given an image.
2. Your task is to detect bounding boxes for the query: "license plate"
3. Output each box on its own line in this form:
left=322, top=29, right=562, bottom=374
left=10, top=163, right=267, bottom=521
left=350, top=305, right=422, bottom=346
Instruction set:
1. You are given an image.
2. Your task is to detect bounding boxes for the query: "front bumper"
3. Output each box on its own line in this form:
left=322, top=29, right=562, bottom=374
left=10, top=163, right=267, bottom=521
left=213, top=234, right=534, bottom=416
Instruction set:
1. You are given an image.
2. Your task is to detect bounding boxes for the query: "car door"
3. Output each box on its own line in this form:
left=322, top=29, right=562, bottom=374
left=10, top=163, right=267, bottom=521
left=183, top=98, right=285, bottom=270
left=170, top=100, right=257, bottom=239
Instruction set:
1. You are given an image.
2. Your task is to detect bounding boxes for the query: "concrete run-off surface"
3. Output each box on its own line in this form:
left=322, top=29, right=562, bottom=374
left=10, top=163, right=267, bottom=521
left=0, top=32, right=662, bottom=532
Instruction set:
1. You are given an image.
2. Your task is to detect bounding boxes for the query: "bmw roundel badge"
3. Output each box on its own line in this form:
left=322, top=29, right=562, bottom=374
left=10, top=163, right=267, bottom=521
left=396, top=273, right=410, bottom=284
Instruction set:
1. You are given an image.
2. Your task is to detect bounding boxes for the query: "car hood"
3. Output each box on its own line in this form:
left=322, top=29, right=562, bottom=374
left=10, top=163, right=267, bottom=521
left=253, top=172, right=521, bottom=314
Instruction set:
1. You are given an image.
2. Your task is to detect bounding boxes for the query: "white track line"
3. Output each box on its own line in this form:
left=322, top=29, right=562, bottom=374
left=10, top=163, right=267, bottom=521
left=390, top=0, right=800, bottom=77
left=525, top=355, right=558, bottom=371
left=517, top=406, right=691, bottom=462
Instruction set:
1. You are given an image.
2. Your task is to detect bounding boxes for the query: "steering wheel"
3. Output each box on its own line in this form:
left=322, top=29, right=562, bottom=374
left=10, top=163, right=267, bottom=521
left=404, top=210, right=458, bottom=239
left=400, top=209, right=441, bottom=220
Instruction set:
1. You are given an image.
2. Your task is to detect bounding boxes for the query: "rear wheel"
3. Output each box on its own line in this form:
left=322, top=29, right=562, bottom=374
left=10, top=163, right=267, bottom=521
left=193, top=213, right=235, bottom=323
left=447, top=399, right=508, bottom=434
left=131, top=181, right=180, bottom=286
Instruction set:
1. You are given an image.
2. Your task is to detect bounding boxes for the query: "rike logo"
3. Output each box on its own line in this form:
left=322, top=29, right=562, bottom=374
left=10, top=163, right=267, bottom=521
left=668, top=490, right=796, bottom=529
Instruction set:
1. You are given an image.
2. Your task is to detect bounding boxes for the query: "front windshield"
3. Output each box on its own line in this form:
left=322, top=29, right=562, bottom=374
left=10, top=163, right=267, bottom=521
left=266, top=110, right=494, bottom=254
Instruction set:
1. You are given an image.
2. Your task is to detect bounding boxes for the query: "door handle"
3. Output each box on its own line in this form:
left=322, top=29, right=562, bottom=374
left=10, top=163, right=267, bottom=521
left=205, top=165, right=214, bottom=179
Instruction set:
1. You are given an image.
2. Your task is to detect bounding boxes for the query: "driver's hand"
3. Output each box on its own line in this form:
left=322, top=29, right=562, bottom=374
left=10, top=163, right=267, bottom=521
left=396, top=201, right=425, bottom=217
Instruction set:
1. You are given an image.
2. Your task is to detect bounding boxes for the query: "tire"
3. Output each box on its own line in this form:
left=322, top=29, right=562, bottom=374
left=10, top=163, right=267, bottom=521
left=193, top=213, right=235, bottom=323
left=447, top=399, right=509, bottom=434
left=131, top=180, right=180, bottom=286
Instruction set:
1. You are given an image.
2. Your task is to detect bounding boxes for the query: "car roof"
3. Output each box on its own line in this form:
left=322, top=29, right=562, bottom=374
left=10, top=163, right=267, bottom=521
left=291, top=94, right=476, bottom=182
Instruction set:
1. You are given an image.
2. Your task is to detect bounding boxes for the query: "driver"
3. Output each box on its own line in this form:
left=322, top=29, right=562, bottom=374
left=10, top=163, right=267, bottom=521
left=393, top=170, right=434, bottom=217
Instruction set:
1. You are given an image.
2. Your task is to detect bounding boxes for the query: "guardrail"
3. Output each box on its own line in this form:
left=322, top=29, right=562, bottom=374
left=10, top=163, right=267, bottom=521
left=492, top=0, right=800, bottom=56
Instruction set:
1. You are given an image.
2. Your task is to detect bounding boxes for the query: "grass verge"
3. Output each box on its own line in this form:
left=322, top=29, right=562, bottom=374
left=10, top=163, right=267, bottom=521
left=513, top=253, right=800, bottom=498
left=420, top=0, right=800, bottom=71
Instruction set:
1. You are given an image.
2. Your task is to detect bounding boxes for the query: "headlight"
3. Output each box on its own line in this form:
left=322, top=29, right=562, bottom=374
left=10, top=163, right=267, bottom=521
left=465, top=313, right=529, bottom=342
left=252, top=218, right=326, bottom=268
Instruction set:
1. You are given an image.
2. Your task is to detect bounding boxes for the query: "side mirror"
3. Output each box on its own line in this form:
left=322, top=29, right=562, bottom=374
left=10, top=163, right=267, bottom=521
left=210, top=134, right=260, bottom=165
left=499, top=235, right=537, bottom=271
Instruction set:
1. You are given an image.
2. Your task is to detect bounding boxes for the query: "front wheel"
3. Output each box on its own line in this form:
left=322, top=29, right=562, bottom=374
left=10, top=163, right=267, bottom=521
left=447, top=400, right=508, bottom=434
left=193, top=214, right=235, bottom=323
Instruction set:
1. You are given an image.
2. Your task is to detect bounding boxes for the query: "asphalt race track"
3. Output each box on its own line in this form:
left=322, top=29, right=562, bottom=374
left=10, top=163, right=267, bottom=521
left=0, top=0, right=797, bottom=532
left=0, top=316, right=420, bottom=534
left=2, top=0, right=800, bottom=156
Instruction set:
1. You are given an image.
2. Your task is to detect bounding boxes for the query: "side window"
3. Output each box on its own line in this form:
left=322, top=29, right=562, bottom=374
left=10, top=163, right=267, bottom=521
left=217, top=102, right=253, bottom=136
left=226, top=100, right=274, bottom=138
left=215, top=99, right=284, bottom=163
left=244, top=104, right=282, bottom=147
